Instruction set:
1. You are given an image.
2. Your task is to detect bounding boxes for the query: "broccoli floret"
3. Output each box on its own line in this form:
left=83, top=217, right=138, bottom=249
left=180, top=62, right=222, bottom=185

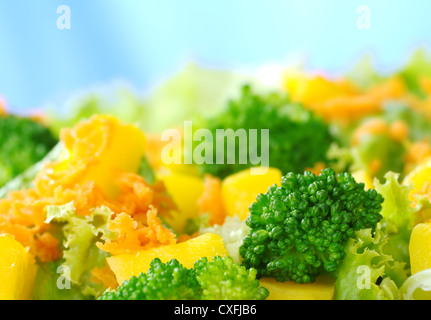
left=99, top=258, right=200, bottom=300
left=198, top=85, right=334, bottom=179
left=194, top=256, right=269, bottom=300
left=239, top=168, right=384, bottom=284
left=0, top=115, right=58, bottom=187
left=99, top=256, right=268, bottom=300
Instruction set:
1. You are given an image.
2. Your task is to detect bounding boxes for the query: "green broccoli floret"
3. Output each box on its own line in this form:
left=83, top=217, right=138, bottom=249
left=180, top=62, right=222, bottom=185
left=193, top=256, right=269, bottom=300
left=0, top=114, right=58, bottom=187
left=99, top=256, right=268, bottom=300
left=239, top=168, right=384, bottom=284
left=99, top=258, right=200, bottom=300
left=198, top=85, right=334, bottom=179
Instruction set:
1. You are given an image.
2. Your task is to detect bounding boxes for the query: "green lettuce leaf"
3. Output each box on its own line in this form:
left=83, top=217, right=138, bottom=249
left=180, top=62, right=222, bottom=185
left=43, top=203, right=116, bottom=298
left=32, top=261, right=88, bottom=300
left=374, top=172, right=416, bottom=267
left=334, top=228, right=406, bottom=300
left=399, top=48, right=431, bottom=97
left=351, top=133, right=405, bottom=181
left=400, top=269, right=431, bottom=300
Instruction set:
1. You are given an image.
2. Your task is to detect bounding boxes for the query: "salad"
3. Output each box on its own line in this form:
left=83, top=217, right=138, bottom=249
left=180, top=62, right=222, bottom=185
left=1, top=50, right=431, bottom=300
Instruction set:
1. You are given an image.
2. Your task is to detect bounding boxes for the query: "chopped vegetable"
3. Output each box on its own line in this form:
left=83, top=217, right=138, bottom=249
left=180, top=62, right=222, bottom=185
left=409, top=223, right=431, bottom=275
left=100, top=256, right=268, bottom=300
left=240, top=168, right=384, bottom=283
left=0, top=114, right=58, bottom=187
left=106, top=233, right=228, bottom=285
left=221, top=167, right=282, bottom=220
left=260, top=275, right=335, bottom=300
left=198, top=85, right=334, bottom=178
left=0, top=234, right=37, bottom=300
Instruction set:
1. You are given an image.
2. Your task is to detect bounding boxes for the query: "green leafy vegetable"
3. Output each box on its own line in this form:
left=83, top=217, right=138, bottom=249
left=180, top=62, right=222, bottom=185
left=240, top=168, right=384, bottom=283
left=352, top=133, right=405, bottom=181
left=99, top=256, right=268, bottom=300
left=374, top=172, right=416, bottom=267
left=44, top=203, right=116, bottom=298
left=334, top=227, right=407, bottom=300
left=199, top=85, right=334, bottom=179
left=0, top=114, right=58, bottom=188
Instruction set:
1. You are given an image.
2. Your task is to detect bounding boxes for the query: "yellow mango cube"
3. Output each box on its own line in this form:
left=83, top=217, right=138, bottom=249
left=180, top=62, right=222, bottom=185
left=107, top=233, right=228, bottom=284
left=56, top=115, right=147, bottom=198
left=0, top=234, right=37, bottom=300
left=403, top=158, right=431, bottom=195
left=259, top=276, right=335, bottom=300
left=221, top=167, right=282, bottom=220
left=351, top=169, right=374, bottom=190
left=158, top=170, right=205, bottom=232
left=410, top=223, right=431, bottom=275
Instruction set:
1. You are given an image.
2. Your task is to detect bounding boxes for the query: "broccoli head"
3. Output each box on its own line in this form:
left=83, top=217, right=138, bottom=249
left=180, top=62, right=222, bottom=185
left=99, top=258, right=200, bottom=300
left=99, top=256, right=268, bottom=300
left=198, top=85, right=334, bottom=179
left=193, top=256, right=269, bottom=300
left=240, top=168, right=384, bottom=284
left=0, top=114, right=58, bottom=187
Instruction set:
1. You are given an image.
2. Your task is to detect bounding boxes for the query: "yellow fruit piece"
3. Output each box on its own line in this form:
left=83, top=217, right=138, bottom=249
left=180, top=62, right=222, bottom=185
left=56, top=115, right=147, bottom=198
left=158, top=170, right=205, bottom=232
left=221, top=167, right=282, bottom=220
left=410, top=223, right=431, bottom=275
left=0, top=234, right=37, bottom=300
left=260, top=276, right=335, bottom=300
left=351, top=169, right=374, bottom=190
left=403, top=157, right=431, bottom=196
left=107, top=233, right=228, bottom=284
left=284, top=72, right=357, bottom=106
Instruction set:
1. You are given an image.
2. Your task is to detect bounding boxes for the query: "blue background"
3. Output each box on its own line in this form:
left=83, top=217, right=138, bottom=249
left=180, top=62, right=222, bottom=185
left=0, top=0, right=430, bottom=111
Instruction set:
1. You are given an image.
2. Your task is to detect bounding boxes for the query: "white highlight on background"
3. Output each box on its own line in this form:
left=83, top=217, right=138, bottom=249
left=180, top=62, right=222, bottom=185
left=357, top=5, right=371, bottom=30
left=57, top=5, right=71, bottom=30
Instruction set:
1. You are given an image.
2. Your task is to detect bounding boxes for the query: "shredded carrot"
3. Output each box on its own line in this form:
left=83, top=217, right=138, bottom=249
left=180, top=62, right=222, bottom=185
left=419, top=76, right=431, bottom=95
left=34, top=232, right=62, bottom=263
left=305, top=162, right=326, bottom=175
left=91, top=264, right=119, bottom=290
left=285, top=74, right=406, bottom=123
left=96, top=206, right=176, bottom=256
left=389, top=120, right=409, bottom=142
left=0, top=115, right=175, bottom=263
left=369, top=158, right=382, bottom=177
left=197, top=175, right=226, bottom=226
left=351, top=119, right=389, bottom=145
left=176, top=232, right=200, bottom=243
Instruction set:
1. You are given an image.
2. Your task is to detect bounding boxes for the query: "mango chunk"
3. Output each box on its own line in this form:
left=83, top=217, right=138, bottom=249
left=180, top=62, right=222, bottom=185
left=107, top=233, right=228, bottom=284
left=55, top=115, right=147, bottom=198
left=0, top=234, right=37, bottom=300
left=351, top=169, right=374, bottom=190
left=259, top=276, right=335, bottom=300
left=410, top=223, right=431, bottom=275
left=221, top=167, right=282, bottom=220
left=158, top=170, right=205, bottom=232
left=403, top=158, right=431, bottom=194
